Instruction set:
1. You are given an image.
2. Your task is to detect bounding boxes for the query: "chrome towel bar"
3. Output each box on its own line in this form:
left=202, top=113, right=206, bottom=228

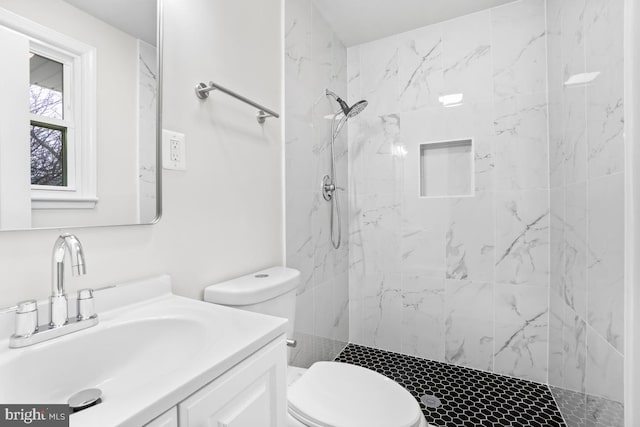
left=195, top=81, right=280, bottom=124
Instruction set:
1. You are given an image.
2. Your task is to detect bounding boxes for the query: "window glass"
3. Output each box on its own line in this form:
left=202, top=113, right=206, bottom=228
left=30, top=123, right=65, bottom=186
left=29, top=53, right=63, bottom=120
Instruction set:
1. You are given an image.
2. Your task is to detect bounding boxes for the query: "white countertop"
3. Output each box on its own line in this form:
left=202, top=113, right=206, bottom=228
left=0, top=275, right=288, bottom=427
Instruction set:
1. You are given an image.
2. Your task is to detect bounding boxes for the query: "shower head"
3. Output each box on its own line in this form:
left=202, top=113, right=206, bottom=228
left=326, top=89, right=368, bottom=119
left=347, top=100, right=368, bottom=118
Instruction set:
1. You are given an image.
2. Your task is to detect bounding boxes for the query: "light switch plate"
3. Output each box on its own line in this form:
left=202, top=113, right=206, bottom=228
left=162, top=130, right=186, bottom=171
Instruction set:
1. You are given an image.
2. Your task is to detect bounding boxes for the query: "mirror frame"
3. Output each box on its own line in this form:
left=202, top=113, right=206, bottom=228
left=0, top=0, right=163, bottom=232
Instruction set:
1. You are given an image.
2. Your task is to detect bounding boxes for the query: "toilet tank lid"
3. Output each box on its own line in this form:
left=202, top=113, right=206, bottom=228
left=204, top=267, right=300, bottom=306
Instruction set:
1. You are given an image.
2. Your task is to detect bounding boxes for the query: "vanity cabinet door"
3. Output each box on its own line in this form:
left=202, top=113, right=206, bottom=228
left=178, top=335, right=287, bottom=427
left=145, top=407, right=178, bottom=427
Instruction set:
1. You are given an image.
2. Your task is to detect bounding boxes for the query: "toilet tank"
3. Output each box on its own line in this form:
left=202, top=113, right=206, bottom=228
left=204, top=267, right=300, bottom=342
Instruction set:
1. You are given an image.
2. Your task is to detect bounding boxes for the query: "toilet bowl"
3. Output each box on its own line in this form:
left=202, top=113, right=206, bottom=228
left=285, top=362, right=428, bottom=427
left=204, top=267, right=429, bottom=427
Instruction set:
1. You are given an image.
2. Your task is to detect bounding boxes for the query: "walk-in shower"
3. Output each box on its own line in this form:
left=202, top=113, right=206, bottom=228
left=285, top=0, right=627, bottom=424
left=323, top=89, right=367, bottom=249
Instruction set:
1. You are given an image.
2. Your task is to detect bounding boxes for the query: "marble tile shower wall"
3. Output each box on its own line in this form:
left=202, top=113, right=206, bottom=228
left=347, top=0, right=552, bottom=383
left=285, top=0, right=350, bottom=367
left=546, top=0, right=625, bottom=421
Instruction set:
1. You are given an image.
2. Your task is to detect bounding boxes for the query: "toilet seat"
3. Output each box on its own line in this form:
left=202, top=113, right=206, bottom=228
left=287, top=362, right=423, bottom=427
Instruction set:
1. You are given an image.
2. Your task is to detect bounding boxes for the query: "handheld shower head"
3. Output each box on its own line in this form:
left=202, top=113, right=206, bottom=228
left=347, top=100, right=368, bottom=118
left=325, top=89, right=368, bottom=119
left=323, top=90, right=368, bottom=251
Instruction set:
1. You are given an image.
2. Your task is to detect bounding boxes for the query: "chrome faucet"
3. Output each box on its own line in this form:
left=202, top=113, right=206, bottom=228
left=50, top=233, right=86, bottom=327
left=7, top=233, right=98, bottom=348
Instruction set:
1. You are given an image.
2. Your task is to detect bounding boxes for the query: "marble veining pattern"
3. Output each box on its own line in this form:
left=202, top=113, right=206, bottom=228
left=586, top=174, right=624, bottom=353
left=398, top=25, right=443, bottom=112
left=585, top=325, right=623, bottom=403
left=562, top=183, right=588, bottom=320
left=561, top=304, right=587, bottom=393
left=138, top=40, right=157, bottom=223
left=401, top=275, right=445, bottom=360
left=495, top=190, right=549, bottom=287
left=585, top=0, right=624, bottom=179
left=444, top=280, right=494, bottom=371
left=551, top=386, right=624, bottom=427
left=284, top=0, right=625, bottom=411
left=347, top=0, right=554, bottom=384
left=446, top=192, right=495, bottom=282
left=492, top=0, right=546, bottom=96
left=285, top=0, right=350, bottom=367
left=494, top=94, right=549, bottom=191
left=493, top=284, right=548, bottom=382
left=546, top=0, right=625, bottom=423
left=441, top=11, right=493, bottom=103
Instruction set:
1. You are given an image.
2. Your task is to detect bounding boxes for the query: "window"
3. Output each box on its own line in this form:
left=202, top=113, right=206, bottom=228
left=1, top=16, right=99, bottom=210
left=30, top=54, right=67, bottom=187
left=30, top=121, right=67, bottom=186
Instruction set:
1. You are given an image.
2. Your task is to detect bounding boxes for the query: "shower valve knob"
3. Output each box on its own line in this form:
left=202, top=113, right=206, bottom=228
left=322, top=175, right=335, bottom=201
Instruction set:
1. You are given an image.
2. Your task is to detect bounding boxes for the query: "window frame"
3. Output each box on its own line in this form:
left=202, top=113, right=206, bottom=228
left=0, top=9, right=97, bottom=209
left=29, top=43, right=79, bottom=197
left=30, top=119, right=68, bottom=187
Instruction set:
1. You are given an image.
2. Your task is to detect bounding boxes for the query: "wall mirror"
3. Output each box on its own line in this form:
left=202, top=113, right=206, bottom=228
left=0, top=0, right=161, bottom=231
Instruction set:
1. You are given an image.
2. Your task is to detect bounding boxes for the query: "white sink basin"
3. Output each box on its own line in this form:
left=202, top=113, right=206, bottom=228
left=0, top=316, right=207, bottom=403
left=0, top=275, right=288, bottom=427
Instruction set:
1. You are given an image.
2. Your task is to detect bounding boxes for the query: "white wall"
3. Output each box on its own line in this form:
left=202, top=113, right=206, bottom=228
left=0, top=0, right=283, bottom=307
left=0, top=27, right=32, bottom=230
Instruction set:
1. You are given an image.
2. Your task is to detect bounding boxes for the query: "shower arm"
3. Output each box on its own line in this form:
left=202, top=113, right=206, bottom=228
left=325, top=89, right=340, bottom=101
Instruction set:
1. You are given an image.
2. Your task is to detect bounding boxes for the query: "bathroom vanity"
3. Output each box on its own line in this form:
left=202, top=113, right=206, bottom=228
left=146, top=336, right=285, bottom=427
left=0, top=276, right=288, bottom=427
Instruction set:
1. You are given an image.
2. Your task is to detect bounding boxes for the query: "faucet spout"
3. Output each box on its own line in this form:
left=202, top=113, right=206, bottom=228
left=50, top=234, right=86, bottom=327
left=52, top=234, right=86, bottom=296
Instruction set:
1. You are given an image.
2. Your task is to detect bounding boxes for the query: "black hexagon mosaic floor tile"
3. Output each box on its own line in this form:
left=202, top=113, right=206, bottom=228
left=335, top=344, right=567, bottom=427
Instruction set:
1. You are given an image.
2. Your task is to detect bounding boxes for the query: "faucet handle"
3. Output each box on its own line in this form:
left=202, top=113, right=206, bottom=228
left=76, top=289, right=96, bottom=321
left=14, top=300, right=38, bottom=338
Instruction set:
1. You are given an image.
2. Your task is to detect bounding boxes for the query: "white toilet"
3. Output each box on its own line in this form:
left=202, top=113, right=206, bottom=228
left=204, top=266, right=429, bottom=427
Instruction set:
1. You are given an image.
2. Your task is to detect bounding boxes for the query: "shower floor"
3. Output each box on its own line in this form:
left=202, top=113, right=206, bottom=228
left=335, top=344, right=566, bottom=427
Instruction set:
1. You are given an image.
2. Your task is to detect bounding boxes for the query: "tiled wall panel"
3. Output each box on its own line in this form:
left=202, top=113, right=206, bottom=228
left=347, top=0, right=550, bottom=383
left=546, top=0, right=625, bottom=423
left=285, top=0, right=349, bottom=367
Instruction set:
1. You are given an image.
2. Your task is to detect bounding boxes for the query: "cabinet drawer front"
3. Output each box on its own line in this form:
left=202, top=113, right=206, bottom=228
left=179, top=335, right=287, bottom=427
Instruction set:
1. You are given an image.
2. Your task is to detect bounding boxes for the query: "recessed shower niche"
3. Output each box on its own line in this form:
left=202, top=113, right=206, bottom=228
left=419, top=139, right=473, bottom=198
